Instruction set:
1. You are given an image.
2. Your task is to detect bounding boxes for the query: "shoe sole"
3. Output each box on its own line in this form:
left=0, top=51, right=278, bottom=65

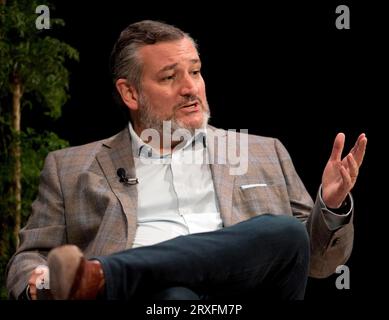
left=47, top=245, right=83, bottom=300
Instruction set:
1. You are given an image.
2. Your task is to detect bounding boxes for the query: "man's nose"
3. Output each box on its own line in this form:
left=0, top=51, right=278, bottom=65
left=179, top=73, right=198, bottom=97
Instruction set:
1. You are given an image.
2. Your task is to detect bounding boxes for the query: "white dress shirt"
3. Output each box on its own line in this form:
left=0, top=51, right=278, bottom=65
left=129, top=123, right=222, bottom=248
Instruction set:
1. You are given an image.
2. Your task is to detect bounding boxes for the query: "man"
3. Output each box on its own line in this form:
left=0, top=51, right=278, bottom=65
left=6, top=20, right=367, bottom=300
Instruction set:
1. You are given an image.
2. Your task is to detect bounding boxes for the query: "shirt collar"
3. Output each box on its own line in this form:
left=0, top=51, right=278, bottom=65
left=128, top=122, right=207, bottom=159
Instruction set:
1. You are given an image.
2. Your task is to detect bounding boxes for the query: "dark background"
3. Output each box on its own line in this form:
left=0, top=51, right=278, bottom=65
left=23, top=0, right=384, bottom=301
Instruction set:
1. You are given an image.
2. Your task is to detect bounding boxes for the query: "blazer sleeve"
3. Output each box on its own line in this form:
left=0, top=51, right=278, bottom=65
left=6, top=151, right=67, bottom=299
left=274, top=139, right=354, bottom=278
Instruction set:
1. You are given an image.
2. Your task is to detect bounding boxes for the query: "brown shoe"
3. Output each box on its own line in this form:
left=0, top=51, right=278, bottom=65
left=48, top=245, right=105, bottom=300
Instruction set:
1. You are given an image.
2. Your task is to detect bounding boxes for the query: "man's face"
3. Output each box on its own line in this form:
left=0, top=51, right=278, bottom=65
left=135, top=37, right=209, bottom=133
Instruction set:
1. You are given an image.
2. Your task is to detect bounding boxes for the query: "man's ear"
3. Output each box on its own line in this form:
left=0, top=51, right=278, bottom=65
left=115, top=79, right=139, bottom=111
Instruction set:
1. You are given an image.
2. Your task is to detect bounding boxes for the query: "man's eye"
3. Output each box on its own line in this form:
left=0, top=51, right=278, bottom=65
left=162, top=75, right=175, bottom=81
left=191, top=70, right=201, bottom=76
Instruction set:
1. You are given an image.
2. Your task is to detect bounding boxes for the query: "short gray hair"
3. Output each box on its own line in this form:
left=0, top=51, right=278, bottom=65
left=110, top=20, right=197, bottom=92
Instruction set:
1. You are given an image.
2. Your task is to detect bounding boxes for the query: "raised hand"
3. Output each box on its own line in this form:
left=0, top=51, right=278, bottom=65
left=322, top=133, right=367, bottom=208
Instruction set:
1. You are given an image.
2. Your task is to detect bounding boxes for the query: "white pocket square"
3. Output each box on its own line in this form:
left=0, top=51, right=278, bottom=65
left=240, top=183, right=267, bottom=190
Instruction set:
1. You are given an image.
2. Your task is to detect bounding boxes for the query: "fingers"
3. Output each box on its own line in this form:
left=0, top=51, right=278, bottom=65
left=351, top=133, right=368, bottom=167
left=29, top=286, right=37, bottom=300
left=339, top=164, right=353, bottom=190
left=339, top=155, right=357, bottom=193
left=330, top=132, right=345, bottom=162
left=28, top=269, right=44, bottom=300
left=347, top=153, right=359, bottom=179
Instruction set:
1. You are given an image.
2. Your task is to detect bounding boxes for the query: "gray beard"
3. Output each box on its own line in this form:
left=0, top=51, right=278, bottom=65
left=137, top=93, right=210, bottom=136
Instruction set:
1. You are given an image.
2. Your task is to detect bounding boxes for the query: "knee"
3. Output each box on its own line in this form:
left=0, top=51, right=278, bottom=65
left=257, top=214, right=310, bottom=257
left=276, top=215, right=308, bottom=239
left=274, top=215, right=310, bottom=258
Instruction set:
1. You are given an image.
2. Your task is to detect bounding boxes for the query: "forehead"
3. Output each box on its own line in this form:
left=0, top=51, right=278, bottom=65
left=139, top=38, right=200, bottom=72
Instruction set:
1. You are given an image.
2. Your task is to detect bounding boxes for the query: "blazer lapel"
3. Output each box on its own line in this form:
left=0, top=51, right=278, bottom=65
left=96, top=127, right=138, bottom=248
left=207, top=126, right=235, bottom=226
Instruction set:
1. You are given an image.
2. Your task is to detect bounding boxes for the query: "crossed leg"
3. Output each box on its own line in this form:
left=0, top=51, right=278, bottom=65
left=48, top=214, right=310, bottom=300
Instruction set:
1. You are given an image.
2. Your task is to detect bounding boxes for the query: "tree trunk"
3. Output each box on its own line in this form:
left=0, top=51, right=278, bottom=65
left=11, top=80, right=22, bottom=248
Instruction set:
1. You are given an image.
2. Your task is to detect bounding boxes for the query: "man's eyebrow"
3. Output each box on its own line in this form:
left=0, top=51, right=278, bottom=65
left=158, top=63, right=178, bottom=74
left=157, top=59, right=201, bottom=74
left=190, top=58, right=201, bottom=65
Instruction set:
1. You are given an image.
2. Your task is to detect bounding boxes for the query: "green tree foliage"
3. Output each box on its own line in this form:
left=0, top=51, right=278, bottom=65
left=0, top=0, right=78, bottom=299
left=0, top=0, right=79, bottom=117
left=0, top=126, right=69, bottom=299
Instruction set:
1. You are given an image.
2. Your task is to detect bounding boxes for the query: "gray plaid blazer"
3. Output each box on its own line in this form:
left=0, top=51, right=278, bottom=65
left=6, top=126, right=354, bottom=298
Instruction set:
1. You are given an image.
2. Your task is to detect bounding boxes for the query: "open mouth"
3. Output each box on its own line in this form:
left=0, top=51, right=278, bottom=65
left=182, top=102, right=198, bottom=108
left=183, top=101, right=197, bottom=108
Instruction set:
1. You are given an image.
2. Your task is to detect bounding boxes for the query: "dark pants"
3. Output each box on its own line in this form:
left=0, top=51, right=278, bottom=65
left=96, top=214, right=310, bottom=300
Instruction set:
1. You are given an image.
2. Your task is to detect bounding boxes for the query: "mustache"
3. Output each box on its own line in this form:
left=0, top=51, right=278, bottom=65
left=173, top=96, right=203, bottom=111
